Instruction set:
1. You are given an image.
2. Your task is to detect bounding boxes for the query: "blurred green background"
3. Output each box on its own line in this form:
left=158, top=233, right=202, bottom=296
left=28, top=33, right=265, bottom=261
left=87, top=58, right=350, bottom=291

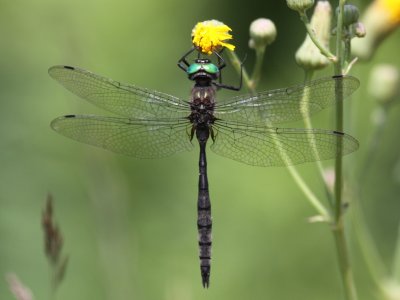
left=1, top=0, right=400, bottom=299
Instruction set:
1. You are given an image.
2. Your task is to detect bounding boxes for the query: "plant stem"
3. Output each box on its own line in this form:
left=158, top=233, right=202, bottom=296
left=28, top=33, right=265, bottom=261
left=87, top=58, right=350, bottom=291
left=250, top=47, right=266, bottom=89
left=332, top=1, right=358, bottom=299
left=49, top=268, right=57, bottom=300
left=333, top=223, right=358, bottom=300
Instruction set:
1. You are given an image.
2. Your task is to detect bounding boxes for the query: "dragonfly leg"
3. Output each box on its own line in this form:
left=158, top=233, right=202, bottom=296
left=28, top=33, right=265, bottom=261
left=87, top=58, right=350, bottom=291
left=212, top=52, right=245, bottom=91
left=189, top=125, right=196, bottom=141
left=177, top=47, right=197, bottom=72
left=209, top=126, right=217, bottom=142
left=214, top=49, right=226, bottom=86
left=213, top=50, right=226, bottom=71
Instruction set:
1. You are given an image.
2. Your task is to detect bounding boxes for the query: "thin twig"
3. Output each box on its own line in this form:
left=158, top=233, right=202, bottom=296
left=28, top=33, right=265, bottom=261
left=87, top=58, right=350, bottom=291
left=332, top=1, right=358, bottom=299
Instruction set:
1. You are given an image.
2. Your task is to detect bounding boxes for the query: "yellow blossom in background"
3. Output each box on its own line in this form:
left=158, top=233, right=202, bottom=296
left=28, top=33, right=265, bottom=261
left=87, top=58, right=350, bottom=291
left=352, top=0, right=400, bottom=60
left=378, top=0, right=400, bottom=25
left=192, top=20, right=235, bottom=55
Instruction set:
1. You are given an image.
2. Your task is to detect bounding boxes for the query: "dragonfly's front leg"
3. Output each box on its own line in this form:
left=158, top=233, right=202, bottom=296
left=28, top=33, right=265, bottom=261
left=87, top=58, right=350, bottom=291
left=209, top=126, right=217, bottom=142
left=177, top=47, right=196, bottom=72
left=212, top=54, right=245, bottom=91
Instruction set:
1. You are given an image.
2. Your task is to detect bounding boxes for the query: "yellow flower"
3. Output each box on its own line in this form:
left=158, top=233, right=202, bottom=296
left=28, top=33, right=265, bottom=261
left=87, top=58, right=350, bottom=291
left=191, top=20, right=235, bottom=55
left=352, top=0, right=400, bottom=60
left=378, top=0, right=400, bottom=25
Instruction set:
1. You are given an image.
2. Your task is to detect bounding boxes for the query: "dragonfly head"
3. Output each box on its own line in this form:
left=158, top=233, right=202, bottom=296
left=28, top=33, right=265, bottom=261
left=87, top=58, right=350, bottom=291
left=187, top=59, right=219, bottom=83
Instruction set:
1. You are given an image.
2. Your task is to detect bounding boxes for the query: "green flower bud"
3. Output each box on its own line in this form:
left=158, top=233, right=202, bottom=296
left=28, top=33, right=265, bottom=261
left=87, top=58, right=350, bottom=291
left=336, top=5, right=360, bottom=26
left=368, top=64, right=400, bottom=105
left=286, top=0, right=314, bottom=13
left=248, top=18, right=277, bottom=49
left=353, top=22, right=366, bottom=38
left=295, top=1, right=332, bottom=70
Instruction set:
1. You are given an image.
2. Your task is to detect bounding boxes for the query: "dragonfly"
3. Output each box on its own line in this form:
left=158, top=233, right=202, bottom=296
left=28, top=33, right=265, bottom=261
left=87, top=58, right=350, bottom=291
left=49, top=49, right=359, bottom=288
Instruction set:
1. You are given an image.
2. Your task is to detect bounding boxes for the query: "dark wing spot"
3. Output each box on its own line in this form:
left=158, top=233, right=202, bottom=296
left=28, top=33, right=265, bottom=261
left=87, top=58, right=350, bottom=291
left=63, top=66, right=75, bottom=70
left=64, top=115, right=76, bottom=118
left=333, top=130, right=344, bottom=135
left=332, top=74, right=344, bottom=79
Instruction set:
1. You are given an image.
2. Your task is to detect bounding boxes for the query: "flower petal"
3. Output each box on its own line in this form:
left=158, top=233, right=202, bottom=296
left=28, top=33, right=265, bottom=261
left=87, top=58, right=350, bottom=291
left=192, top=20, right=235, bottom=54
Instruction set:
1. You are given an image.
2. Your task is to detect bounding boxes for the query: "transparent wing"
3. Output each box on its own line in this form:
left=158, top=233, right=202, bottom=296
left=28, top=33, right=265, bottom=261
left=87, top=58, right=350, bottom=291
left=51, top=115, right=194, bottom=158
left=49, top=65, right=190, bottom=119
left=214, top=76, right=360, bottom=124
left=211, top=120, right=359, bottom=167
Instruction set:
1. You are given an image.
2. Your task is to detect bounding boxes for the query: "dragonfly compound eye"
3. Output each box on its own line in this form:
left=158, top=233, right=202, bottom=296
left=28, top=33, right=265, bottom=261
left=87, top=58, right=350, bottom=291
left=187, top=63, right=219, bottom=76
left=187, top=63, right=202, bottom=75
left=202, top=63, right=219, bottom=74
